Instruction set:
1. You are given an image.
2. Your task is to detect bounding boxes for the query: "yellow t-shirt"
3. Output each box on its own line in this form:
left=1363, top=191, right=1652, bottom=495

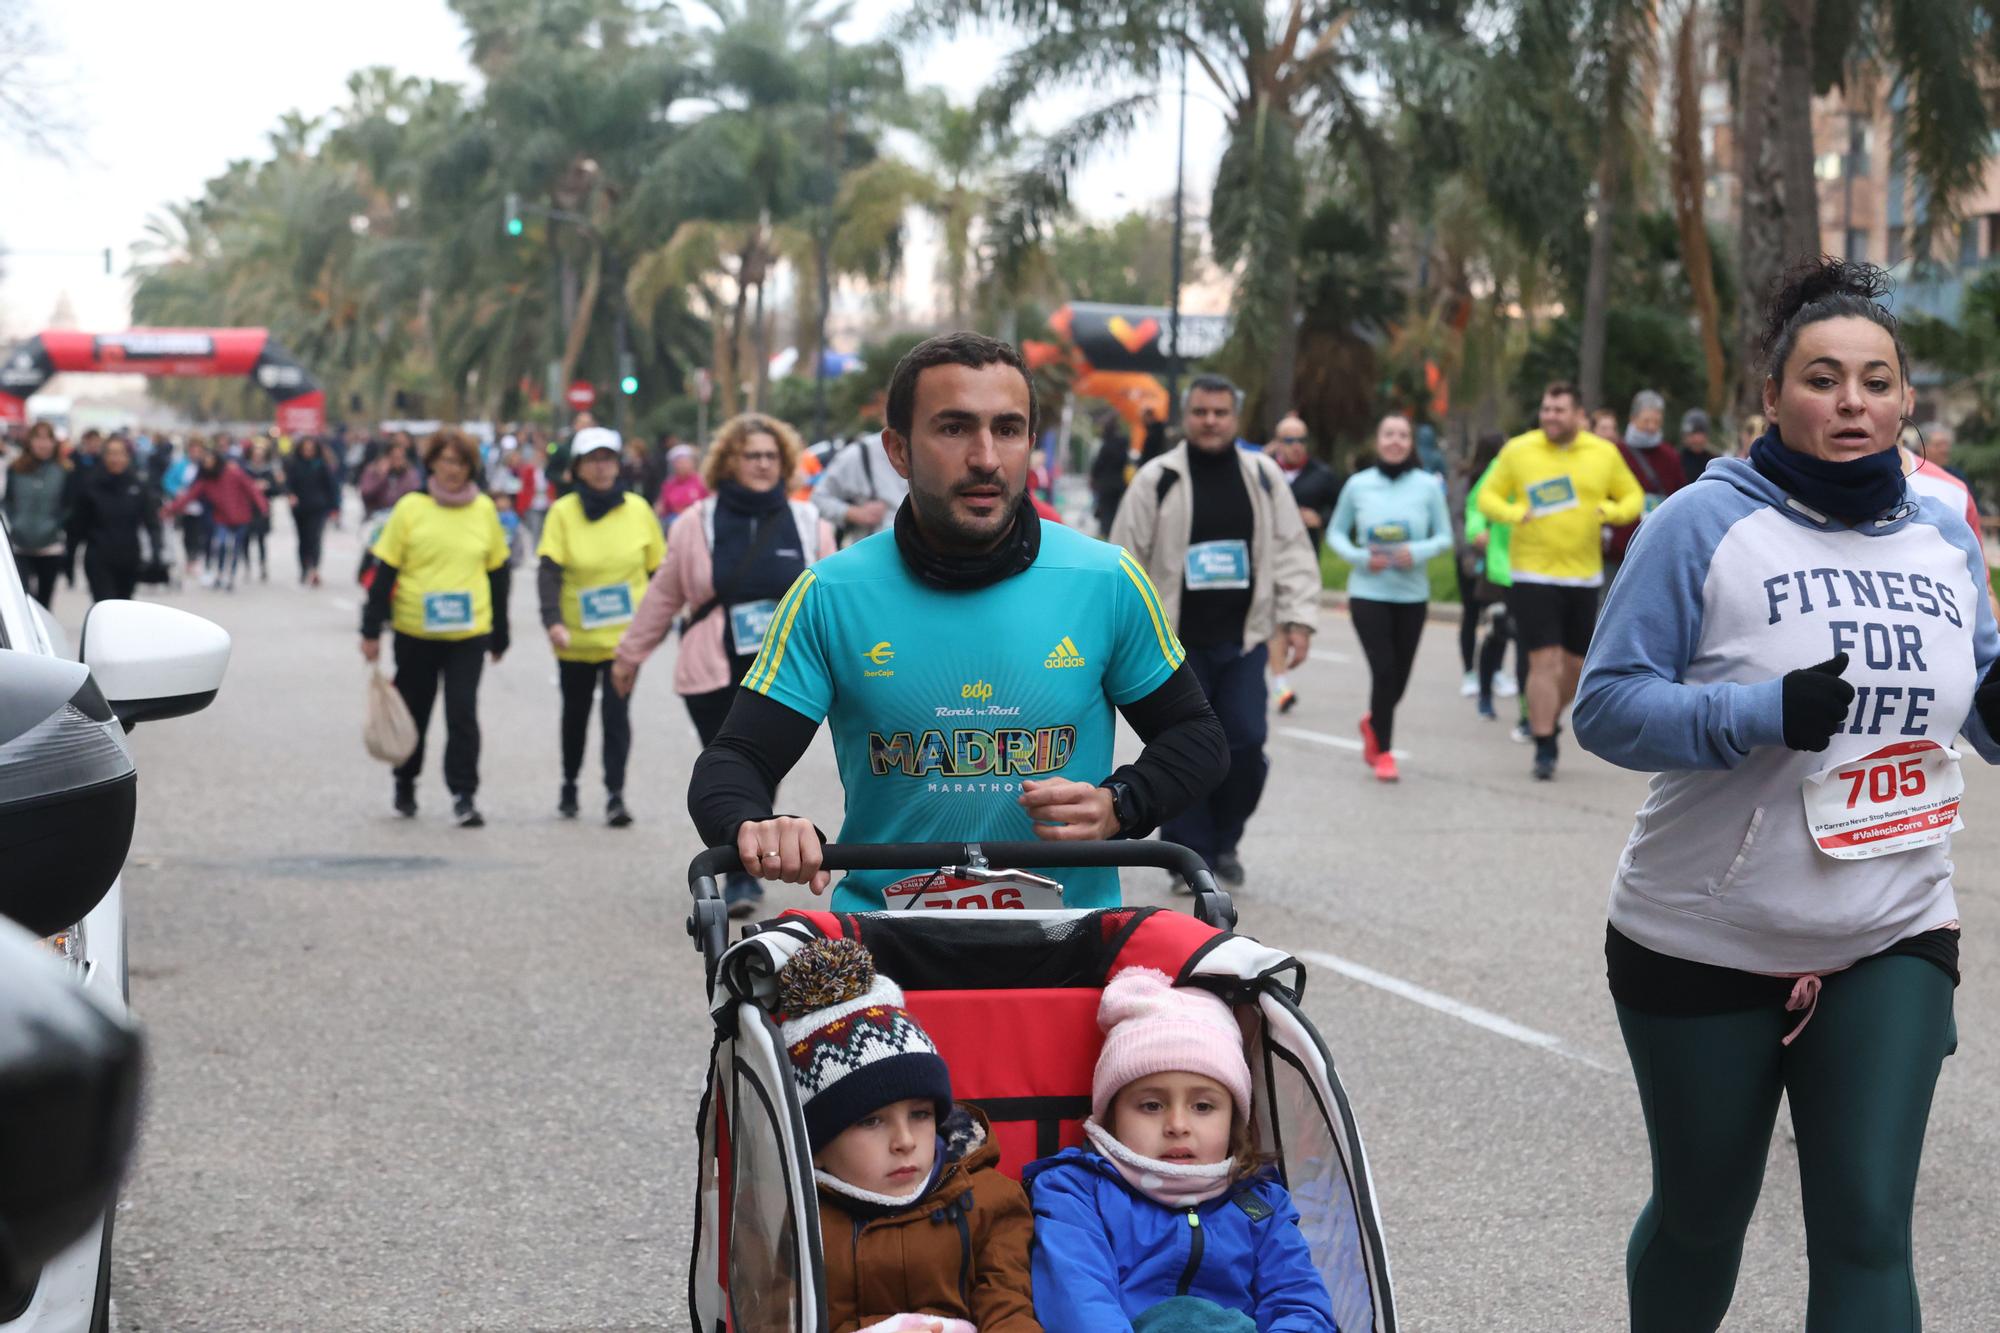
left=1475, top=429, right=1643, bottom=586
left=371, top=493, right=510, bottom=640
left=536, top=492, right=665, bottom=662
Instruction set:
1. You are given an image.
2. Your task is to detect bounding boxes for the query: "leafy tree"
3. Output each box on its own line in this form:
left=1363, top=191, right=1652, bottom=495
left=910, top=0, right=1408, bottom=430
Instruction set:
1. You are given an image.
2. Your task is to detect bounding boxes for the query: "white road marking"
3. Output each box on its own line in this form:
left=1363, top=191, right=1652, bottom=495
left=330, top=596, right=356, bottom=612
left=1298, top=948, right=1615, bottom=1072
left=1277, top=725, right=1407, bottom=760
left=1308, top=649, right=1351, bottom=665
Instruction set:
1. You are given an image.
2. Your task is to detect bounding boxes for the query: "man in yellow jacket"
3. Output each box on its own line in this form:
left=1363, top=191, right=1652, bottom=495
left=1477, top=380, right=1643, bottom=780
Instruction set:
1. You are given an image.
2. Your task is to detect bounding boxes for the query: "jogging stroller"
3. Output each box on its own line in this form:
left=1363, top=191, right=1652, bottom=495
left=685, top=840, right=1397, bottom=1333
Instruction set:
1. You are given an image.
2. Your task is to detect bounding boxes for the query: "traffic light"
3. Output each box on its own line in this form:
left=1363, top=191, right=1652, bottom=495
left=618, top=351, right=638, bottom=396
left=503, top=192, right=524, bottom=238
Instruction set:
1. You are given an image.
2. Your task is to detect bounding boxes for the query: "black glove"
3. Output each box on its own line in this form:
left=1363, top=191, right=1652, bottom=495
left=1975, top=660, right=2000, bottom=738
left=1781, top=653, right=1855, bottom=752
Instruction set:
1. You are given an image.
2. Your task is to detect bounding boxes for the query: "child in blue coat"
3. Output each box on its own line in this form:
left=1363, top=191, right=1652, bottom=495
left=1024, top=968, right=1336, bottom=1332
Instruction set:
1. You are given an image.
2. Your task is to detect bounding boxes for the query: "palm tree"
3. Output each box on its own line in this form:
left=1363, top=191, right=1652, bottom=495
left=1577, top=0, right=1660, bottom=409
left=912, top=0, right=1390, bottom=430
left=1733, top=0, right=2000, bottom=412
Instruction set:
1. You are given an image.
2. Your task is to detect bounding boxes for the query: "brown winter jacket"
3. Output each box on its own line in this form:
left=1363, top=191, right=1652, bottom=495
left=818, top=1106, right=1041, bottom=1333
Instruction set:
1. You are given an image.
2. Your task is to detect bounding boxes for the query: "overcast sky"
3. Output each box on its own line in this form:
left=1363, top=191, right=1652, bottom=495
left=0, top=0, right=1227, bottom=342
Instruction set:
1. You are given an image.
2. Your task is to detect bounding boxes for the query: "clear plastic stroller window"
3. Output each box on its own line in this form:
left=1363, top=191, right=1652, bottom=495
left=1259, top=1003, right=1388, bottom=1333
left=728, top=1059, right=802, bottom=1333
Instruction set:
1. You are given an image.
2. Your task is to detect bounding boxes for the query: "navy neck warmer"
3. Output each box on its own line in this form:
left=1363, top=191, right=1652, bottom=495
left=1748, top=428, right=1905, bottom=522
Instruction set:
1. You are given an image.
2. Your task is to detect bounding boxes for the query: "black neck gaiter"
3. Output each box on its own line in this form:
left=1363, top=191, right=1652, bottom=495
left=894, top=495, right=1041, bottom=591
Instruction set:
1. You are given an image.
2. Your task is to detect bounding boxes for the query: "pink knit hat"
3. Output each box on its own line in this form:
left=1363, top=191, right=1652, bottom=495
left=1091, top=967, right=1251, bottom=1122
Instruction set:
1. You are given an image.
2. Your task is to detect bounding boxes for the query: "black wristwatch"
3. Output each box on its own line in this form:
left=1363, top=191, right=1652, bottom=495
left=1100, top=779, right=1140, bottom=837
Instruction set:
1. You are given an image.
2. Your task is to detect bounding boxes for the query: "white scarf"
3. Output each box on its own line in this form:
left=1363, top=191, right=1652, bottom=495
left=814, top=1165, right=933, bottom=1211
left=1083, top=1117, right=1233, bottom=1208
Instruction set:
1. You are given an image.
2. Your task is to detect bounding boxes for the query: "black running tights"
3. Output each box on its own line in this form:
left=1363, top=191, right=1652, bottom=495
left=1350, top=597, right=1428, bottom=751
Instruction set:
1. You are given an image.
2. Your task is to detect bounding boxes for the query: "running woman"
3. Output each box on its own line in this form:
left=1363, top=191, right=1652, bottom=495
left=615, top=413, right=832, bottom=916
left=1575, top=257, right=2000, bottom=1332
left=1324, top=412, right=1452, bottom=781
left=1477, top=380, right=1643, bottom=779
left=688, top=333, right=1226, bottom=908
left=537, top=427, right=664, bottom=828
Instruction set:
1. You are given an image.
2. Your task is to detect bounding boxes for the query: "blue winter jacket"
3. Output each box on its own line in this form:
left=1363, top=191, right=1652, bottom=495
left=1024, top=1148, right=1336, bottom=1333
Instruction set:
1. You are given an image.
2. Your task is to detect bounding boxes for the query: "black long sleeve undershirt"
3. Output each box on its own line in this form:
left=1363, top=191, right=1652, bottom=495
left=538, top=556, right=563, bottom=628
left=686, top=660, right=1227, bottom=848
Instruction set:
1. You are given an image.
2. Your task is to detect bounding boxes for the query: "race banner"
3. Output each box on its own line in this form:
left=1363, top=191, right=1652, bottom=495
left=0, top=328, right=324, bottom=433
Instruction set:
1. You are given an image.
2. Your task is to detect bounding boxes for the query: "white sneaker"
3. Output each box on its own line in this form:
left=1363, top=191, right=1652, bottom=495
left=1494, top=674, right=1519, bottom=698
left=1459, top=670, right=1479, bottom=698
left=1511, top=720, right=1532, bottom=743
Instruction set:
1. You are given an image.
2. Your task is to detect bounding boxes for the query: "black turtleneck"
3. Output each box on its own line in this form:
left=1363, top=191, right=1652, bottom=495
left=1179, top=443, right=1255, bottom=648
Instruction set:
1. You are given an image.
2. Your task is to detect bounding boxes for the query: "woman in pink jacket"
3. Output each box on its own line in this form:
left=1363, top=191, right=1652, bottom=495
left=164, top=448, right=270, bottom=591
left=613, top=413, right=834, bottom=916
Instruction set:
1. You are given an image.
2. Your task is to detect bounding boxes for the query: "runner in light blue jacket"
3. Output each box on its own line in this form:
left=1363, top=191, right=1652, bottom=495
left=1324, top=413, right=1452, bottom=781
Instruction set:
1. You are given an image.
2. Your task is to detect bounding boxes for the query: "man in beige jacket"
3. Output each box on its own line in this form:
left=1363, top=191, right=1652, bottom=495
left=1110, top=374, right=1320, bottom=888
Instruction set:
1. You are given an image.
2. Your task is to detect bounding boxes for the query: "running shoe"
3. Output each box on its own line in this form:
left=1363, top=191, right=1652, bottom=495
left=1373, top=753, right=1400, bottom=782
left=1533, top=754, right=1557, bottom=781
left=1276, top=687, right=1299, bottom=714
left=1494, top=674, right=1519, bottom=698
left=1459, top=669, right=1479, bottom=697
left=1511, top=720, right=1533, bottom=743
left=1359, top=714, right=1382, bottom=766
left=393, top=784, right=417, bottom=818
left=452, top=794, right=485, bottom=828
left=558, top=782, right=579, bottom=819
left=1214, top=851, right=1246, bottom=887
left=1477, top=697, right=1497, bottom=719
left=606, top=793, right=633, bottom=828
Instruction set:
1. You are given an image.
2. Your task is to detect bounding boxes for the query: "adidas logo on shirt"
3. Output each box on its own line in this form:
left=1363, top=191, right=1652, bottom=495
left=1044, top=636, right=1086, bottom=669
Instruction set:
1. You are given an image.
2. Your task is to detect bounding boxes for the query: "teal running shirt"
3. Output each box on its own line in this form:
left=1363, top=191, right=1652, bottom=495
left=741, top=522, right=1187, bottom=909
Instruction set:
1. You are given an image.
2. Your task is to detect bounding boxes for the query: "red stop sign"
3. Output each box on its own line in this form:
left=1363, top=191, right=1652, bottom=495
left=565, top=380, right=597, bottom=410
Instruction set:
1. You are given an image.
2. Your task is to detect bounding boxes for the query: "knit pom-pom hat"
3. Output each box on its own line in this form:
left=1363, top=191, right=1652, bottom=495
left=1091, top=967, right=1251, bottom=1123
left=778, top=938, right=952, bottom=1153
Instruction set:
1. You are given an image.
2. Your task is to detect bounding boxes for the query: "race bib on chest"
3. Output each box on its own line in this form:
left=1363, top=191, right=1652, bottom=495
left=1526, top=477, right=1579, bottom=517
left=881, top=867, right=1065, bottom=912
left=1367, top=521, right=1410, bottom=545
left=1185, top=539, right=1251, bottom=590
left=422, top=590, right=474, bottom=633
left=577, top=583, right=635, bottom=630
left=1802, top=739, right=1965, bottom=860
left=727, top=599, right=780, bottom=655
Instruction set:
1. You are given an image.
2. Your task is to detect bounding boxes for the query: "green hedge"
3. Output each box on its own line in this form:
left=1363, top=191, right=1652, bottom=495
left=1319, top=546, right=1463, bottom=603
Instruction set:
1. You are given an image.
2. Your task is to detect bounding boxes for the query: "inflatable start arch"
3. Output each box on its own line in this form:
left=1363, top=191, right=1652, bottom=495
left=0, top=328, right=325, bottom=434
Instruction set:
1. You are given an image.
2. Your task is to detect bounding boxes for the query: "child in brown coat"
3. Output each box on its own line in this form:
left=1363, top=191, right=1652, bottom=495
left=778, top=937, right=1042, bottom=1333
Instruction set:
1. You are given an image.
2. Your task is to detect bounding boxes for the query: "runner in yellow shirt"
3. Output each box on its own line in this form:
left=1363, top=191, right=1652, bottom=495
left=538, top=427, right=665, bottom=826
left=359, top=429, right=512, bottom=825
left=1476, top=380, right=1643, bottom=779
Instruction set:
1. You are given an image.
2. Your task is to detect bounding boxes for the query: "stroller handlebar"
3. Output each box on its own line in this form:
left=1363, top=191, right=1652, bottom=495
left=686, top=840, right=1235, bottom=968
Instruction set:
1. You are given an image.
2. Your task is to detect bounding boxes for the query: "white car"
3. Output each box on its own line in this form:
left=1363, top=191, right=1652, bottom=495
left=0, top=528, right=230, bottom=1333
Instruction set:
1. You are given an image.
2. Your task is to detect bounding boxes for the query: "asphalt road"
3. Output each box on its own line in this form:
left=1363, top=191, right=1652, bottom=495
left=76, top=507, right=2000, bottom=1331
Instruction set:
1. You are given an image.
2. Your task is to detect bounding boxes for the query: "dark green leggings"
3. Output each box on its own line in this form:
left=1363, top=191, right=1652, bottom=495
left=1616, top=955, right=1956, bottom=1332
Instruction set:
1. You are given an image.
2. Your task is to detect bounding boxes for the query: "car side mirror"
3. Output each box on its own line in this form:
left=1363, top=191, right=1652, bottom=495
left=79, top=601, right=231, bottom=729
left=0, top=651, right=136, bottom=936
left=0, top=919, right=143, bottom=1294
